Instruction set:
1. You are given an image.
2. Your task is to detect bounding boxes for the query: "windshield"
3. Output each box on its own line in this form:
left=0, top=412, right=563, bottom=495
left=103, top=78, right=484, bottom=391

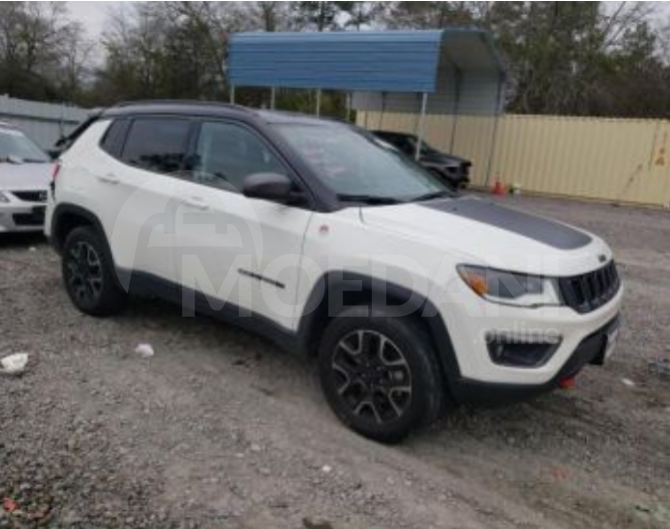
left=0, top=127, right=50, bottom=162
left=275, top=124, right=452, bottom=203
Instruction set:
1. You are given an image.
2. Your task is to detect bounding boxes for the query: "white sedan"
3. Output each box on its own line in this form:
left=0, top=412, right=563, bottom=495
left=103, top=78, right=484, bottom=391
left=0, top=122, right=54, bottom=233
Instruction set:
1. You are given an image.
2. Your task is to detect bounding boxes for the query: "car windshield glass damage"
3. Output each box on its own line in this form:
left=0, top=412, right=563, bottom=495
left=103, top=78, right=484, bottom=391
left=275, top=124, right=453, bottom=204
left=0, top=128, right=50, bottom=163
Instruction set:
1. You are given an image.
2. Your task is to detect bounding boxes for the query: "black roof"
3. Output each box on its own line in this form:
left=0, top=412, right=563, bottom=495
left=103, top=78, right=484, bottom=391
left=102, top=100, right=343, bottom=127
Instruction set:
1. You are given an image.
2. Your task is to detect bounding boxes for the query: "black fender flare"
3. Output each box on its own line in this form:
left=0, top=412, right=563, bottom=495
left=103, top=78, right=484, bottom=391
left=51, top=203, right=107, bottom=252
left=296, top=271, right=462, bottom=386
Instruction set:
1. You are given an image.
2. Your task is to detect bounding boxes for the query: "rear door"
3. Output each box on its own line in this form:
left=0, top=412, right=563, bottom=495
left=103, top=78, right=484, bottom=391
left=171, top=119, right=313, bottom=330
left=81, top=116, right=194, bottom=283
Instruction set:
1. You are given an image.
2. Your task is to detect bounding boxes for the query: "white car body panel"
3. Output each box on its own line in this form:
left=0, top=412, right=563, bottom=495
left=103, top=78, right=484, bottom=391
left=169, top=177, right=313, bottom=330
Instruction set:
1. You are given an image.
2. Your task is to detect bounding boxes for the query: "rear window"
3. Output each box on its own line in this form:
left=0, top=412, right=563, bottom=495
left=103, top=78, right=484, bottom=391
left=120, top=118, right=191, bottom=174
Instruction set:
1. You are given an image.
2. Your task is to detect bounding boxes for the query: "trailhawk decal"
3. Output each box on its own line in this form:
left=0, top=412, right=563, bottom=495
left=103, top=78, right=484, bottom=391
left=421, top=198, right=592, bottom=250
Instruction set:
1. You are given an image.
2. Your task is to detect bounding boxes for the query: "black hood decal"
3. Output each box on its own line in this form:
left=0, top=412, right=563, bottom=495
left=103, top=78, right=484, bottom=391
left=422, top=198, right=592, bottom=250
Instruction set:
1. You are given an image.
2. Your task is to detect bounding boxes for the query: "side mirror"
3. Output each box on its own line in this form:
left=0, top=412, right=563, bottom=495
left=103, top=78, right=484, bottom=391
left=243, top=172, right=294, bottom=202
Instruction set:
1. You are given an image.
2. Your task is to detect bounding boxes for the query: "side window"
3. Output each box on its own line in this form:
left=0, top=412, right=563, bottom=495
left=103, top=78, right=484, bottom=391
left=100, top=119, right=128, bottom=156
left=121, top=118, right=191, bottom=174
left=190, top=122, right=287, bottom=192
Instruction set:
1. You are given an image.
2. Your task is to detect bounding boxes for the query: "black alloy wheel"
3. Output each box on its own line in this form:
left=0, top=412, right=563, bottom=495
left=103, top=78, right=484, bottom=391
left=331, top=329, right=412, bottom=425
left=61, top=226, right=126, bottom=316
left=319, top=306, right=445, bottom=443
left=65, top=240, right=104, bottom=305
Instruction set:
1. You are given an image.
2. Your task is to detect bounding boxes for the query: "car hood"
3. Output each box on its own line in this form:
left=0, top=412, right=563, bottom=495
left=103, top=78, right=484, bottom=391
left=0, top=163, right=53, bottom=191
left=360, top=196, right=612, bottom=277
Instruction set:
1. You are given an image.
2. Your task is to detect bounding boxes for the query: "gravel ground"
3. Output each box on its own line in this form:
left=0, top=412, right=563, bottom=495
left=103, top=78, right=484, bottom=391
left=1, top=194, right=669, bottom=529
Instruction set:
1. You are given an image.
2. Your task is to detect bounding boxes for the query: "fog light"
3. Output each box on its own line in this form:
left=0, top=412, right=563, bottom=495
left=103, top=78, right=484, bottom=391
left=487, top=335, right=561, bottom=368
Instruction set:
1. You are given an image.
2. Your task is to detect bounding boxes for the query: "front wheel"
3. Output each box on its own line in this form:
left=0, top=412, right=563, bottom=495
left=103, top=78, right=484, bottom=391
left=318, top=306, right=445, bottom=443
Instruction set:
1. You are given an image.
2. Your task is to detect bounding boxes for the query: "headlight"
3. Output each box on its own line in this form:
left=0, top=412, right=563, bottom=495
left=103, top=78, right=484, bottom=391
left=0, top=191, right=10, bottom=203
left=457, top=265, right=562, bottom=308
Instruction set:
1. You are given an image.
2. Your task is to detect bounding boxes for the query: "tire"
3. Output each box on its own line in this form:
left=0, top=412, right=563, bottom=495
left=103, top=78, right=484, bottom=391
left=61, top=226, right=126, bottom=317
left=318, top=306, right=445, bottom=443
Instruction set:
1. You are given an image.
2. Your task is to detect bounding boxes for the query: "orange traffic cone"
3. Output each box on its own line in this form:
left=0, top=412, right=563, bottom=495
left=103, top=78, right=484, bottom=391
left=492, top=176, right=505, bottom=196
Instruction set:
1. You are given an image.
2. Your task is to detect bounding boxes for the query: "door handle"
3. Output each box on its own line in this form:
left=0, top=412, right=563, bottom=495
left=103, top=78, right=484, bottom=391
left=97, top=173, right=119, bottom=184
left=183, top=197, right=210, bottom=211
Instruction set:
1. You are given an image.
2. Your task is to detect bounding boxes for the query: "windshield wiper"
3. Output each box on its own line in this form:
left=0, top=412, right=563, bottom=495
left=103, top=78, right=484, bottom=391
left=337, top=194, right=404, bottom=205
left=410, top=191, right=453, bottom=203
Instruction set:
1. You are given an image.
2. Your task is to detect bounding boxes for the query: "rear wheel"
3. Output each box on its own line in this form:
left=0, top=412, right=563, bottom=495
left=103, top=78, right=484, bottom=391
left=318, top=306, right=444, bottom=443
left=62, top=226, right=126, bottom=316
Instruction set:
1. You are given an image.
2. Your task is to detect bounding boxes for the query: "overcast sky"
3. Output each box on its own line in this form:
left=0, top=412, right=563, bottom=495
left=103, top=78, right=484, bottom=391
left=67, top=1, right=126, bottom=39
left=67, top=1, right=670, bottom=41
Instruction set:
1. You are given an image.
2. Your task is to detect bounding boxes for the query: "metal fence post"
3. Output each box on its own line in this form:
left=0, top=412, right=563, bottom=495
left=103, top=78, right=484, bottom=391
left=450, top=68, right=462, bottom=153
left=415, top=93, right=428, bottom=161
left=316, top=89, right=322, bottom=117
left=271, top=87, right=276, bottom=110
left=485, top=74, right=505, bottom=187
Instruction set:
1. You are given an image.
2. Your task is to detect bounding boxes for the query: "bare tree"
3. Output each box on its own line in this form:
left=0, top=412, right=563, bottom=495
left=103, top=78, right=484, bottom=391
left=0, top=1, right=92, bottom=101
left=255, top=1, right=292, bottom=32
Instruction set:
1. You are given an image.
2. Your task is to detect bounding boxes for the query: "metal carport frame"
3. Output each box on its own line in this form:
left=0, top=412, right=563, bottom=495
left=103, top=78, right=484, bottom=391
left=228, top=29, right=505, bottom=163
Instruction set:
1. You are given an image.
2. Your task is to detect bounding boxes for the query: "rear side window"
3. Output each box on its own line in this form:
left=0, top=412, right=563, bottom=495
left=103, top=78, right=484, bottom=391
left=100, top=119, right=128, bottom=156
left=121, top=118, right=191, bottom=174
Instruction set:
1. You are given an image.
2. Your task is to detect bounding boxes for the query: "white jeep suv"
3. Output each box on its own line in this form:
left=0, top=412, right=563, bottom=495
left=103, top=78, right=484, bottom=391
left=45, top=101, right=623, bottom=442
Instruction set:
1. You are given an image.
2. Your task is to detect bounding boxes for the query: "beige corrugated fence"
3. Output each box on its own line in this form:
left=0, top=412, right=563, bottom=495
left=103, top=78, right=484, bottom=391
left=358, top=111, right=670, bottom=208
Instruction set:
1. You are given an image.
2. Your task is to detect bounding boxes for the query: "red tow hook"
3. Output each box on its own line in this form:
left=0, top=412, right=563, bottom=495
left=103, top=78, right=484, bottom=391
left=558, top=375, right=577, bottom=390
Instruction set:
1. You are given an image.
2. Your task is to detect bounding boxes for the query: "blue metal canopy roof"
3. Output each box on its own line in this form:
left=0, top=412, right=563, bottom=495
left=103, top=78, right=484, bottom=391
left=228, top=29, right=503, bottom=94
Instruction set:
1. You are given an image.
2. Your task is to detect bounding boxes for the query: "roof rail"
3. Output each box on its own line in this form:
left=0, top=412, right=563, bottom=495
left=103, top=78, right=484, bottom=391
left=111, top=99, right=251, bottom=112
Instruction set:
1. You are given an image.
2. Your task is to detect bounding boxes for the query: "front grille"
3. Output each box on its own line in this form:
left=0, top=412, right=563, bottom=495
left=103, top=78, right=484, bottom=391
left=12, top=190, right=47, bottom=203
left=559, top=261, right=620, bottom=314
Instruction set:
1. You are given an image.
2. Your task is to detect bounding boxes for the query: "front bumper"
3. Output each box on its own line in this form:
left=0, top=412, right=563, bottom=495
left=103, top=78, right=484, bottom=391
left=423, top=163, right=470, bottom=188
left=442, top=169, right=470, bottom=188
left=449, top=315, right=620, bottom=406
left=441, top=283, right=624, bottom=391
left=0, top=202, right=47, bottom=233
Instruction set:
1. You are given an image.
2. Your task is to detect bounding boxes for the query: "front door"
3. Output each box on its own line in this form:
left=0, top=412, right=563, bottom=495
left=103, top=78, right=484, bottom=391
left=172, top=120, right=313, bottom=330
